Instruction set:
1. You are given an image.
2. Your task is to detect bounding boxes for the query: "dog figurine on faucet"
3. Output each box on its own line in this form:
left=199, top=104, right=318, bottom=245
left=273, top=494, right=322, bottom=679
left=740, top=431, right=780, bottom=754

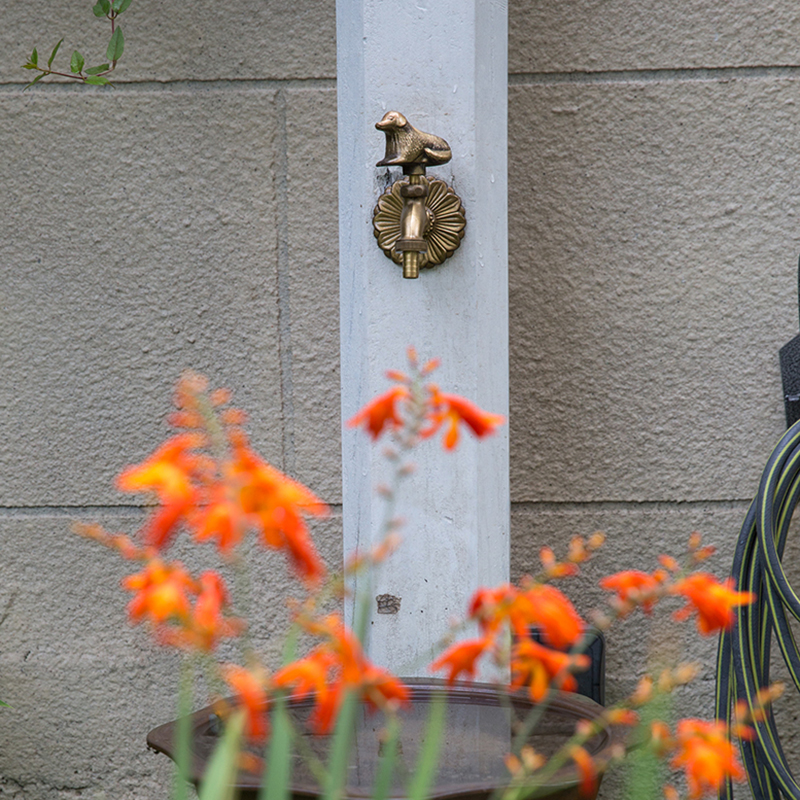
left=372, top=111, right=466, bottom=279
left=375, top=111, right=452, bottom=167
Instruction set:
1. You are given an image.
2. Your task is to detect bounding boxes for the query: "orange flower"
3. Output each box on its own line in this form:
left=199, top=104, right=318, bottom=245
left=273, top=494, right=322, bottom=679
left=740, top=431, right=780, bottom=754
left=227, top=432, right=328, bottom=585
left=174, top=571, right=244, bottom=653
left=539, top=546, right=579, bottom=579
left=223, top=664, right=270, bottom=741
left=671, top=573, right=755, bottom=635
left=73, top=523, right=153, bottom=561
left=275, top=614, right=409, bottom=733
left=649, top=720, right=674, bottom=756
left=273, top=650, right=335, bottom=698
left=190, top=483, right=247, bottom=554
left=469, top=583, right=583, bottom=650
left=511, top=639, right=589, bottom=701
left=123, top=558, right=195, bottom=626
left=566, top=536, right=589, bottom=564
left=124, top=562, right=243, bottom=653
left=429, top=639, right=490, bottom=683
left=469, top=584, right=520, bottom=636
left=569, top=745, right=598, bottom=797
left=116, top=433, right=204, bottom=549
left=348, top=357, right=505, bottom=451
left=360, top=664, right=410, bottom=712
left=347, top=386, right=409, bottom=440
left=670, top=719, right=746, bottom=799
left=321, top=617, right=409, bottom=715
left=429, top=391, right=505, bottom=450
left=605, top=708, right=639, bottom=726
left=273, top=649, right=338, bottom=732
left=658, top=554, right=680, bottom=572
left=116, top=377, right=328, bottom=588
left=600, top=569, right=665, bottom=615
left=524, top=585, right=583, bottom=650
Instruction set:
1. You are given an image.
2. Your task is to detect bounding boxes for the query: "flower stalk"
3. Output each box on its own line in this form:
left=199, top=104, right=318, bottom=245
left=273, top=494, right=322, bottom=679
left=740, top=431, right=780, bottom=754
left=77, top=350, right=770, bottom=800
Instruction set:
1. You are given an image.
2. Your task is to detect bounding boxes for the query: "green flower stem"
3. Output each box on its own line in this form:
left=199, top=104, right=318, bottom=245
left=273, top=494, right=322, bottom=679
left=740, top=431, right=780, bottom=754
left=172, top=655, right=195, bottom=800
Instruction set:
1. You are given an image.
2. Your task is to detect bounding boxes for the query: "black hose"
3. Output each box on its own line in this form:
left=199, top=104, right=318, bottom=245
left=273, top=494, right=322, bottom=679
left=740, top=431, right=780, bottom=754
left=717, top=419, right=800, bottom=799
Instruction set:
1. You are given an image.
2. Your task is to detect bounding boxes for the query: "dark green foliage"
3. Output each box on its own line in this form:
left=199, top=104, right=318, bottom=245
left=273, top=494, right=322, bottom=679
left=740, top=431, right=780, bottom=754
left=22, top=0, right=131, bottom=88
left=70, top=50, right=84, bottom=74
left=106, top=27, right=124, bottom=62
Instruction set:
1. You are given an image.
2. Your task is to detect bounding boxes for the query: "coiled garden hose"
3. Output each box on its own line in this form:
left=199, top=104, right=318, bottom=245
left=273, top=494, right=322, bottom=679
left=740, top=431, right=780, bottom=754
left=716, top=418, right=800, bottom=799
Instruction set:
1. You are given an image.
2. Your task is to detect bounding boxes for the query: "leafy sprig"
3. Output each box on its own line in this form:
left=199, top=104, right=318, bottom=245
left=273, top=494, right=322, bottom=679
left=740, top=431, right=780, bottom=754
left=21, top=0, right=130, bottom=89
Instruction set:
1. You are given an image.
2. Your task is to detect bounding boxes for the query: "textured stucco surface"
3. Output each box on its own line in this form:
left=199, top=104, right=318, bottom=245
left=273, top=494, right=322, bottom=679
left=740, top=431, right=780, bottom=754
left=509, top=0, right=800, bottom=73
left=508, top=78, right=798, bottom=503
left=0, top=89, right=284, bottom=506
left=284, top=87, right=342, bottom=502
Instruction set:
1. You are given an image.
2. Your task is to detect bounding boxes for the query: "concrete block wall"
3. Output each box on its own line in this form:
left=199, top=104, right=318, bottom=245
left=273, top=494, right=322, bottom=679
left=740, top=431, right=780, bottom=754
left=0, top=2, right=340, bottom=797
left=1, top=0, right=799, bottom=796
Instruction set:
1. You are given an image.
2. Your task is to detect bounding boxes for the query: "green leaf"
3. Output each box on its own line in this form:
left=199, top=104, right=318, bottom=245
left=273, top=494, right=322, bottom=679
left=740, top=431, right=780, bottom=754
left=323, top=691, right=358, bottom=800
left=21, top=64, right=38, bottom=70
left=406, top=694, right=445, bottom=800
left=70, top=51, right=84, bottom=74
left=92, top=0, right=110, bottom=17
left=48, top=38, right=64, bottom=68
left=85, top=64, right=109, bottom=75
left=260, top=697, right=292, bottom=800
left=371, top=714, right=400, bottom=800
left=23, top=72, right=46, bottom=89
left=30, top=48, right=38, bottom=67
left=106, top=27, right=124, bottom=62
left=85, top=75, right=111, bottom=85
left=198, top=710, right=245, bottom=800
left=172, top=659, right=193, bottom=800
left=115, top=0, right=133, bottom=13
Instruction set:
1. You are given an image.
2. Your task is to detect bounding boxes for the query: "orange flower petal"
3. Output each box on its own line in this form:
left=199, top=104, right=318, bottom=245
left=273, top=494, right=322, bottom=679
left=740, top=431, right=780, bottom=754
left=511, top=639, right=589, bottom=701
left=347, top=386, right=409, bottom=440
left=671, top=719, right=746, bottom=799
left=570, top=746, right=598, bottom=797
left=670, top=573, right=755, bottom=635
left=432, top=393, right=505, bottom=450
left=600, top=569, right=665, bottom=615
left=223, top=665, right=270, bottom=741
left=429, top=639, right=489, bottom=683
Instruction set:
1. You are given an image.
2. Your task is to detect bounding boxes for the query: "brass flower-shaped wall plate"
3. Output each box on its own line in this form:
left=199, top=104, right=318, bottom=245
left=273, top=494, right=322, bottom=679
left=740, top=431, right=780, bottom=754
left=373, top=177, right=466, bottom=269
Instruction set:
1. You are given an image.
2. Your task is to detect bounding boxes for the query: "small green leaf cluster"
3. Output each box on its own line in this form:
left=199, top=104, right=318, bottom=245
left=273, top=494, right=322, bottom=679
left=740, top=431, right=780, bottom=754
left=21, top=0, right=131, bottom=88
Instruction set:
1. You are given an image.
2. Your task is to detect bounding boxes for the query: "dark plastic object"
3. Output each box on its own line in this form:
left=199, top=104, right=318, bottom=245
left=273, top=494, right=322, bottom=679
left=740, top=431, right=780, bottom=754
left=779, top=255, right=800, bottom=427
left=530, top=627, right=605, bottom=706
left=147, top=679, right=625, bottom=800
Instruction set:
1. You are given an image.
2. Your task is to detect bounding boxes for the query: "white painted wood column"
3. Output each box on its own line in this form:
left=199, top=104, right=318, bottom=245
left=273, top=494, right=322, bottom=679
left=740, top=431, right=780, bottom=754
left=337, top=0, right=508, bottom=676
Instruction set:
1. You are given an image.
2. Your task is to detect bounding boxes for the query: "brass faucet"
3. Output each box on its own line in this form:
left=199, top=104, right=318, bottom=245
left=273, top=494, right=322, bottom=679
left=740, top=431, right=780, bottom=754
left=373, top=111, right=465, bottom=279
left=395, top=165, right=431, bottom=279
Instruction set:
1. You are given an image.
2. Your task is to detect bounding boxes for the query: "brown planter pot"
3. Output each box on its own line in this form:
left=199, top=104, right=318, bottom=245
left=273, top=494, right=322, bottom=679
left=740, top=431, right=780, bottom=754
left=147, top=679, right=623, bottom=800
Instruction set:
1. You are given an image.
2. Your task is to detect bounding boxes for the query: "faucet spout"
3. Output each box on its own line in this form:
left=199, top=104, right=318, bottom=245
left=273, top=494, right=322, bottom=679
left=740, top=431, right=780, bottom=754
left=396, top=171, right=432, bottom=279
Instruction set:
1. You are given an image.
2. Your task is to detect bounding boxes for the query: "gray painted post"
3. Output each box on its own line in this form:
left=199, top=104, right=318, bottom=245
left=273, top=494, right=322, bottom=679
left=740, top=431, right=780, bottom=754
left=337, top=0, right=509, bottom=675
